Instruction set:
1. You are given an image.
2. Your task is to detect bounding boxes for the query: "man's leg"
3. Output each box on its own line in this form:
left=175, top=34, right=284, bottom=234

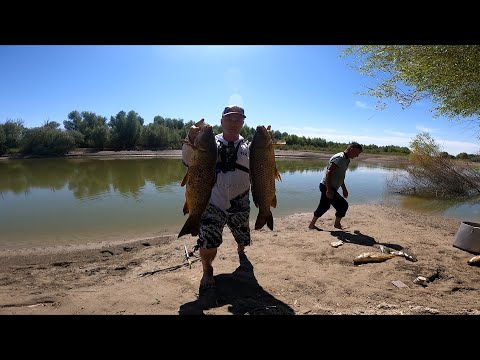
left=334, top=217, right=343, bottom=229
left=308, top=216, right=320, bottom=229
left=226, top=191, right=251, bottom=257
left=197, top=204, right=226, bottom=289
left=310, top=186, right=331, bottom=229
left=332, top=195, right=349, bottom=229
left=237, top=243, right=245, bottom=254
left=199, top=247, right=217, bottom=288
left=227, top=212, right=250, bottom=255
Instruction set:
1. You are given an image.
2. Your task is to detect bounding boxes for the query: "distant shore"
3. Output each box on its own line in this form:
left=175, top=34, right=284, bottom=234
left=1, top=148, right=410, bottom=164
left=60, top=148, right=410, bottom=164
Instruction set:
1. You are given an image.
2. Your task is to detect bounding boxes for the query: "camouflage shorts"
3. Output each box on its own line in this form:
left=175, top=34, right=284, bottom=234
left=198, top=191, right=251, bottom=249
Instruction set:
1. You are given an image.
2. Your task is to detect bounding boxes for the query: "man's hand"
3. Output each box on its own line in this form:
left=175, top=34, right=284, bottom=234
left=187, top=118, right=205, bottom=143
left=266, top=125, right=273, bottom=138
left=326, top=189, right=334, bottom=199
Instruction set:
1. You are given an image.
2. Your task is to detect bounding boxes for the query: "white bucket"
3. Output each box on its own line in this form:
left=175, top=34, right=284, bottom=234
left=452, top=221, right=480, bottom=254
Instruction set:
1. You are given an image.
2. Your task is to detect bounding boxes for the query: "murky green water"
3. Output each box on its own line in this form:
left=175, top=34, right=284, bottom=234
left=0, top=157, right=478, bottom=249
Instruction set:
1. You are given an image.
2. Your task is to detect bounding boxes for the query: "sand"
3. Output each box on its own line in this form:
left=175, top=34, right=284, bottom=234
left=1, top=203, right=478, bottom=315
left=1, top=149, right=478, bottom=315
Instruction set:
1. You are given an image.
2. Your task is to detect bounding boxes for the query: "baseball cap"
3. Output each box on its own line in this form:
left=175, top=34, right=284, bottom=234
left=222, top=105, right=246, bottom=118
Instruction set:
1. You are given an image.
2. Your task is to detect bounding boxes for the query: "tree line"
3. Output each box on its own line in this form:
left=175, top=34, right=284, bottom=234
left=0, top=109, right=414, bottom=157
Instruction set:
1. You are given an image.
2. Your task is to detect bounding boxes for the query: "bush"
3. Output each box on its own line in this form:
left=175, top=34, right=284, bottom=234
left=20, top=126, right=76, bottom=157
left=386, top=132, right=480, bottom=198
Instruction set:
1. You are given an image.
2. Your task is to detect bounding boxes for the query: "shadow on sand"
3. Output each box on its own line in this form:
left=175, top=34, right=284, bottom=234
left=329, top=230, right=403, bottom=250
left=178, top=253, right=295, bottom=315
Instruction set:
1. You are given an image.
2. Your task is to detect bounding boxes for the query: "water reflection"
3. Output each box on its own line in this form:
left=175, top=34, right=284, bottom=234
left=399, top=193, right=480, bottom=219
left=0, top=157, right=478, bottom=249
left=0, top=158, right=185, bottom=199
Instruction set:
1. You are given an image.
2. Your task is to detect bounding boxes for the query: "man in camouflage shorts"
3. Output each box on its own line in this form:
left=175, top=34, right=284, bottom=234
left=182, top=105, right=272, bottom=290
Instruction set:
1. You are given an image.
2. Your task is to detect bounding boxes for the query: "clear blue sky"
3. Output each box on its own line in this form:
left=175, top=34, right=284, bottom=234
left=1, top=45, right=479, bottom=156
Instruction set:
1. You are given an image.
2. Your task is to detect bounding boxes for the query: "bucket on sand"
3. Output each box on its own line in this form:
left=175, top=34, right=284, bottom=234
left=452, top=221, right=480, bottom=254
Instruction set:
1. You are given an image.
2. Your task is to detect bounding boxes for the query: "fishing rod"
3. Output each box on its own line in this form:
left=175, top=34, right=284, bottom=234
left=184, top=244, right=192, bottom=269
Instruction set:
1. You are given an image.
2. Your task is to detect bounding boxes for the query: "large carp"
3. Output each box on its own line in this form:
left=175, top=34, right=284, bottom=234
left=249, top=125, right=282, bottom=230
left=178, top=124, right=217, bottom=238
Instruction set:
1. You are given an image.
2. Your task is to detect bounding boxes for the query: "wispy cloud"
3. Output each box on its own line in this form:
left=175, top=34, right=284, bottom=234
left=416, top=125, right=435, bottom=133
left=282, top=127, right=412, bottom=147
left=384, top=130, right=408, bottom=137
left=284, top=126, right=338, bottom=134
left=355, top=101, right=373, bottom=110
left=436, top=139, right=480, bottom=156
left=277, top=126, right=479, bottom=155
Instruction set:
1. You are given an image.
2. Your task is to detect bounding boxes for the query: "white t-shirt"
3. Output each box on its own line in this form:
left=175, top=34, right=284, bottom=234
left=182, top=133, right=250, bottom=211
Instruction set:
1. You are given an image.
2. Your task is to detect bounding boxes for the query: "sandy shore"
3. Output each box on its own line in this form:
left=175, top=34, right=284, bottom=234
left=1, top=202, right=478, bottom=315
left=2, top=149, right=478, bottom=315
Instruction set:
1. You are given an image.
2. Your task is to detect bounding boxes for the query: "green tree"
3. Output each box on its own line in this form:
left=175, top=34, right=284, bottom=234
left=0, top=126, right=6, bottom=155
left=342, top=45, right=480, bottom=136
left=63, top=111, right=82, bottom=131
left=43, top=120, right=61, bottom=129
left=64, top=111, right=108, bottom=148
left=109, top=110, right=144, bottom=150
left=2, top=119, right=25, bottom=149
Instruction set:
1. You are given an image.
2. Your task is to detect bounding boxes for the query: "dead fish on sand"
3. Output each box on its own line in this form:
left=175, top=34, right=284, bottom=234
left=249, top=125, right=282, bottom=230
left=178, top=123, right=217, bottom=238
left=377, top=245, right=418, bottom=262
left=467, top=255, right=480, bottom=266
left=353, top=252, right=396, bottom=265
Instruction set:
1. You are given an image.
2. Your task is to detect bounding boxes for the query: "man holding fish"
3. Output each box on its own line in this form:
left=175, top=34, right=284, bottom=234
left=180, top=105, right=279, bottom=290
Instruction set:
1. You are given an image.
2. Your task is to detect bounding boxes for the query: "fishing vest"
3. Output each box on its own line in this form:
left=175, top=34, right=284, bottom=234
left=216, top=139, right=249, bottom=174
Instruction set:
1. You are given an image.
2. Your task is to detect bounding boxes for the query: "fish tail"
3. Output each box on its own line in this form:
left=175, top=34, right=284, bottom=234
left=178, top=215, right=200, bottom=238
left=255, top=212, right=273, bottom=230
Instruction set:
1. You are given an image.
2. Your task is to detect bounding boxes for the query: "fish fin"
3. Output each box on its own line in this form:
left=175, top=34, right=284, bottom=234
left=271, top=194, right=277, bottom=208
left=178, top=215, right=199, bottom=238
left=191, top=224, right=200, bottom=237
left=255, top=212, right=273, bottom=230
left=275, top=169, right=282, bottom=182
left=182, top=201, right=189, bottom=215
left=254, top=214, right=266, bottom=230
left=266, top=213, right=274, bottom=230
left=180, top=172, right=188, bottom=187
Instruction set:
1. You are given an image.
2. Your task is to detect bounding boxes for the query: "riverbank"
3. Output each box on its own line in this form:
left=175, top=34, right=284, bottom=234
left=61, top=148, right=410, bottom=164
left=1, top=148, right=411, bottom=164
left=1, top=203, right=478, bottom=315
